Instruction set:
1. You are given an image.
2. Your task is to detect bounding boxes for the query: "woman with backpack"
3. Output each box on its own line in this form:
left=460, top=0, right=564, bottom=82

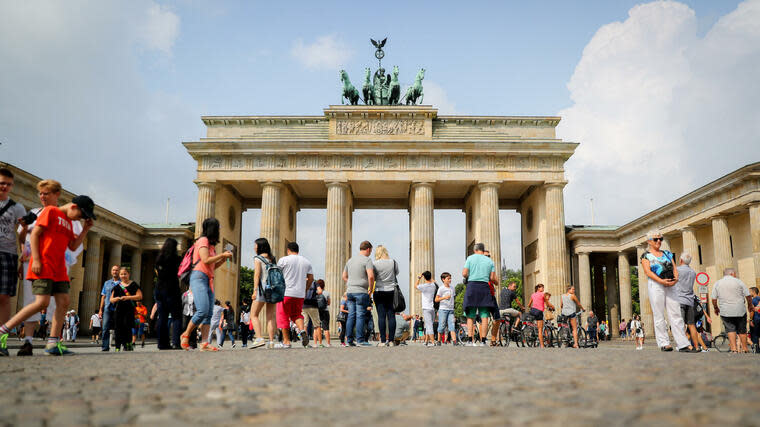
left=248, top=237, right=277, bottom=349
left=180, top=218, right=232, bottom=351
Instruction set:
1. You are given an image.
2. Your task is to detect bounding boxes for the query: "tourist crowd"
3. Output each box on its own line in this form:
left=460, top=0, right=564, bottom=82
left=1, top=169, right=759, bottom=356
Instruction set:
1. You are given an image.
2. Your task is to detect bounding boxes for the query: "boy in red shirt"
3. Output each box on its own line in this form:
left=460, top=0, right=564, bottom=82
left=0, top=195, right=95, bottom=356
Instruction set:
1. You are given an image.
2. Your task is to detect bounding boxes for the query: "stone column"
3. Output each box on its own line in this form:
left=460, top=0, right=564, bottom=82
left=108, top=241, right=122, bottom=269
left=637, top=245, right=654, bottom=335
left=578, top=252, right=592, bottom=324
left=195, top=181, right=217, bottom=238
left=618, top=252, right=632, bottom=322
left=544, top=183, right=570, bottom=307
left=131, top=249, right=142, bottom=280
left=80, top=233, right=102, bottom=330
left=749, top=203, right=760, bottom=287
left=593, top=260, right=605, bottom=319
left=409, top=182, right=435, bottom=316
left=260, top=182, right=283, bottom=257
left=606, top=257, right=619, bottom=333
left=325, top=182, right=352, bottom=333
left=479, top=182, right=502, bottom=294
left=712, top=216, right=733, bottom=278
left=681, top=227, right=700, bottom=271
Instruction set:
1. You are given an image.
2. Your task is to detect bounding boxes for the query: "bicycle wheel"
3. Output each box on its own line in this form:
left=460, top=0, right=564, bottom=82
left=544, top=326, right=555, bottom=347
left=558, top=327, right=572, bottom=348
left=577, top=328, right=587, bottom=347
left=713, top=334, right=728, bottom=352
left=457, top=326, right=468, bottom=344
left=522, top=325, right=538, bottom=347
left=499, top=322, right=510, bottom=347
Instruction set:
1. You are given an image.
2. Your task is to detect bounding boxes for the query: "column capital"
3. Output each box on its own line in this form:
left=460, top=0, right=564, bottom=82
left=87, top=231, right=101, bottom=242
left=194, top=180, right=218, bottom=189
left=575, top=250, right=590, bottom=256
left=411, top=181, right=435, bottom=189
left=617, top=250, right=630, bottom=257
left=260, top=181, right=284, bottom=188
left=477, top=181, right=500, bottom=190
left=747, top=200, right=760, bottom=208
left=709, top=213, right=728, bottom=222
left=325, top=180, right=349, bottom=189
left=681, top=225, right=696, bottom=232
left=543, top=181, right=568, bottom=189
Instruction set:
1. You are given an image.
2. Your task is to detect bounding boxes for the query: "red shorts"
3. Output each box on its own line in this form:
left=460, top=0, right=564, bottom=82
left=276, top=297, right=304, bottom=329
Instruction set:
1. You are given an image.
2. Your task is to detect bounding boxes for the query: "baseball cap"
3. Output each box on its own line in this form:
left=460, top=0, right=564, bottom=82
left=72, top=195, right=97, bottom=220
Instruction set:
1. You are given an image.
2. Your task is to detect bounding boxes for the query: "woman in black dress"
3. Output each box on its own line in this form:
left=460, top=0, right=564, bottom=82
left=154, top=238, right=182, bottom=349
left=110, top=267, right=143, bottom=351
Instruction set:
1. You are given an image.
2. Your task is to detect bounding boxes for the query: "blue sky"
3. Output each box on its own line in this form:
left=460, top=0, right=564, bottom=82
left=2, top=0, right=758, bottom=288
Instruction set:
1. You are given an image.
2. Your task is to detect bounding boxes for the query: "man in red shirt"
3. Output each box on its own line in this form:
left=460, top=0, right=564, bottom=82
left=0, top=195, right=95, bottom=356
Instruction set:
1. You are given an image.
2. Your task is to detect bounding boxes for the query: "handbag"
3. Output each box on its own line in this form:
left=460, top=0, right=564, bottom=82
left=392, top=284, right=406, bottom=313
left=693, top=295, right=704, bottom=317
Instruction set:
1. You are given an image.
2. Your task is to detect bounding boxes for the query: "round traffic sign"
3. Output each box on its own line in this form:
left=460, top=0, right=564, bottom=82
left=696, top=272, right=709, bottom=285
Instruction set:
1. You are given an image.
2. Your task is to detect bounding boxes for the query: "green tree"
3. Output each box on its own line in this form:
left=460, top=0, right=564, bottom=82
left=239, top=266, right=254, bottom=305
left=631, top=266, right=640, bottom=315
left=454, top=283, right=466, bottom=318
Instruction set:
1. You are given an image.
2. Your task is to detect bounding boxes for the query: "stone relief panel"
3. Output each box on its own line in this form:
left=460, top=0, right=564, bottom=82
left=199, top=154, right=562, bottom=172
left=335, top=119, right=425, bottom=135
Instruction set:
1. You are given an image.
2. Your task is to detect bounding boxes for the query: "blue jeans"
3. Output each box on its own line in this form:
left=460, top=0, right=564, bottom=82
left=346, top=292, right=370, bottom=344
left=219, top=329, right=235, bottom=346
left=438, top=309, right=455, bottom=334
left=373, top=290, right=396, bottom=343
left=101, top=309, right=115, bottom=350
left=190, top=271, right=214, bottom=325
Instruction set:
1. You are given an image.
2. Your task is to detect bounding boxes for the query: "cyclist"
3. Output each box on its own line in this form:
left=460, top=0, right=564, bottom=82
left=560, top=285, right=585, bottom=348
left=499, top=281, right=524, bottom=332
left=529, top=284, right=555, bottom=348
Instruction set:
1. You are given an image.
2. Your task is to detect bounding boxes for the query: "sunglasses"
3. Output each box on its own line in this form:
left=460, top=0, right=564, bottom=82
left=651, top=237, right=663, bottom=242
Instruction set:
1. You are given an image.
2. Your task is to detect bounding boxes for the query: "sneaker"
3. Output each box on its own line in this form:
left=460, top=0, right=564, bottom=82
left=701, top=348, right=709, bottom=353
left=273, top=342, right=291, bottom=349
left=232, top=343, right=236, bottom=348
left=101, top=348, right=110, bottom=352
left=348, top=342, right=357, bottom=347
left=358, top=342, right=373, bottom=347
left=341, top=342, right=347, bottom=347
left=17, top=341, right=33, bottom=356
left=377, top=342, right=386, bottom=347
left=0, top=333, right=8, bottom=356
left=660, top=346, right=673, bottom=352
left=242, top=344, right=247, bottom=348
left=636, top=346, right=642, bottom=350
left=249, top=338, right=266, bottom=349
left=45, top=342, right=74, bottom=356
left=299, top=331, right=309, bottom=348
left=324, top=343, right=331, bottom=348
left=465, top=341, right=476, bottom=347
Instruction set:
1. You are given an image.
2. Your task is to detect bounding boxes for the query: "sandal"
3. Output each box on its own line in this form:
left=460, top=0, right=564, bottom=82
left=180, top=334, right=191, bottom=350
left=200, top=343, right=219, bottom=352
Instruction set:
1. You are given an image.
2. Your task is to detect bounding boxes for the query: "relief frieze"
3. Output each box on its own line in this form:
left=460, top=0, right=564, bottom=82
left=335, top=119, right=425, bottom=135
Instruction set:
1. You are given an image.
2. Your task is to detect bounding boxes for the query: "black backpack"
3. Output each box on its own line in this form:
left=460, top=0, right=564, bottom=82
left=433, top=282, right=440, bottom=310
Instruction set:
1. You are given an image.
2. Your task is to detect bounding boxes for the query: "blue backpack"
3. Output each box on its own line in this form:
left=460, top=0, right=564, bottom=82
left=255, top=255, right=286, bottom=303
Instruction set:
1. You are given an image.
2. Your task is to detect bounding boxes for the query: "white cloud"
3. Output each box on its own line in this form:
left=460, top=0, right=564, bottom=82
left=138, top=3, right=180, bottom=54
left=558, top=0, right=760, bottom=226
left=0, top=1, right=199, bottom=223
left=291, top=35, right=353, bottom=70
left=423, top=81, right=459, bottom=114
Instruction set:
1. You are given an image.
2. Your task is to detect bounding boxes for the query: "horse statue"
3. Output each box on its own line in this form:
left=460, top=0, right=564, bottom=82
left=388, top=65, right=401, bottom=105
left=340, top=70, right=360, bottom=105
left=404, top=68, right=425, bottom=105
left=362, top=68, right=374, bottom=105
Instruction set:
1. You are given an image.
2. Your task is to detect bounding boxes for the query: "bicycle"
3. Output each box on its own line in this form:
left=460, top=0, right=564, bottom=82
left=713, top=331, right=754, bottom=353
left=521, top=314, right=540, bottom=347
left=557, top=311, right=587, bottom=348
left=498, top=312, right=526, bottom=347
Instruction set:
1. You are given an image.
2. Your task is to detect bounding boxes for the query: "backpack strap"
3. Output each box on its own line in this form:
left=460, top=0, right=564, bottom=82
left=0, top=199, right=17, bottom=218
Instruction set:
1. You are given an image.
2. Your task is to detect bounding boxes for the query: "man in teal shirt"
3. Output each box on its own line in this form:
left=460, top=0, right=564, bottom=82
left=462, top=243, right=497, bottom=346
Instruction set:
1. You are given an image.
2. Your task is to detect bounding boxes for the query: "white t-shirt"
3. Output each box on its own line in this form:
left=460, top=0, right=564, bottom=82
left=436, top=285, right=455, bottom=311
left=417, top=281, right=437, bottom=311
left=711, top=275, right=750, bottom=317
left=277, top=254, right=314, bottom=298
left=91, top=314, right=101, bottom=328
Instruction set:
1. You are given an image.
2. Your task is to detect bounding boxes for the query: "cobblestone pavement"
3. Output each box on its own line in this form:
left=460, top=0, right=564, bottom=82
left=2, top=338, right=759, bottom=426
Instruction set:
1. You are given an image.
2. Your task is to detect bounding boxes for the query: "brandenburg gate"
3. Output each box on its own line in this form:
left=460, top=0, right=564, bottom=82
left=184, top=105, right=578, bottom=330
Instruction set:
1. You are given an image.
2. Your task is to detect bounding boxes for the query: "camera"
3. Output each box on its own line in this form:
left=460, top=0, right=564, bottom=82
left=21, top=211, right=37, bottom=225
